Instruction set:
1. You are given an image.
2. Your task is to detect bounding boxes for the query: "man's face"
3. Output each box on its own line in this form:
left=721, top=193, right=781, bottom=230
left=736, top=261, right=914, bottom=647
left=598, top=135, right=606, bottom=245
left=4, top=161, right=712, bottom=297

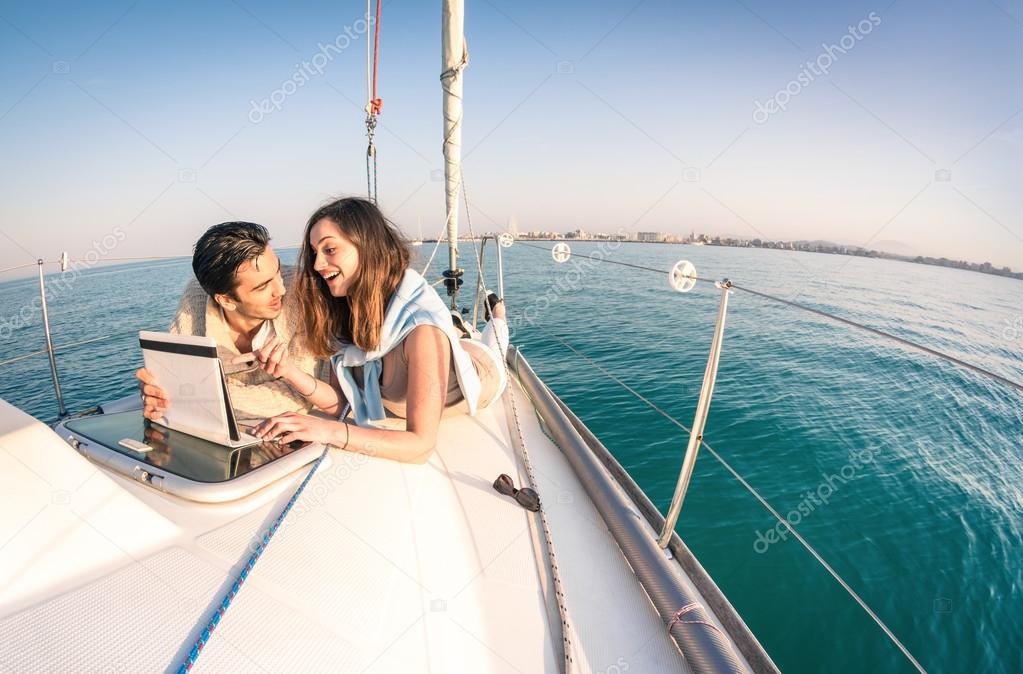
left=215, top=246, right=285, bottom=320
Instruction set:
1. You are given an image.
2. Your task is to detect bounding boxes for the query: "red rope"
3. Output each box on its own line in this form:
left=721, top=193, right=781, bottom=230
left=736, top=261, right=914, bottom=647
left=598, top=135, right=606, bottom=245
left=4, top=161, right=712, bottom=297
left=369, top=0, right=383, bottom=115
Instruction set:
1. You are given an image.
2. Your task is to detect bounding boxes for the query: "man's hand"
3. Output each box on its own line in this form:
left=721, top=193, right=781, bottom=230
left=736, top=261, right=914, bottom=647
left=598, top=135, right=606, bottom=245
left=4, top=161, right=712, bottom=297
left=252, top=411, right=339, bottom=446
left=235, top=335, right=294, bottom=380
left=135, top=368, right=170, bottom=421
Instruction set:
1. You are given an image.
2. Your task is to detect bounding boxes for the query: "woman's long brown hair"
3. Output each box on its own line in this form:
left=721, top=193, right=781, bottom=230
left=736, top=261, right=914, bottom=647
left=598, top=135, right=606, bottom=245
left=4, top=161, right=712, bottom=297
left=294, top=198, right=411, bottom=357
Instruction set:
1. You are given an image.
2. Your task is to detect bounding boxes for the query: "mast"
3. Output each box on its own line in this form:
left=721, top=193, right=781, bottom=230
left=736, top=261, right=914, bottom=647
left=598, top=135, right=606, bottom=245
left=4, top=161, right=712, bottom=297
left=441, top=0, right=467, bottom=306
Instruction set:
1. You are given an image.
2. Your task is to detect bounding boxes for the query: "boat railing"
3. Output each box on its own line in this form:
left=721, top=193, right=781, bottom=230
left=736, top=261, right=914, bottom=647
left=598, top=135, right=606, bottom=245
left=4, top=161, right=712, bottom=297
left=0, top=253, right=198, bottom=421
left=485, top=238, right=1023, bottom=674
left=0, top=246, right=322, bottom=420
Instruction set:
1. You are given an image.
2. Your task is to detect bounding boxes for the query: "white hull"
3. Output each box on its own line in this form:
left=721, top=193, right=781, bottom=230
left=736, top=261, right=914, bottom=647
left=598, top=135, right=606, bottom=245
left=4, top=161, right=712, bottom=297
left=0, top=362, right=765, bottom=672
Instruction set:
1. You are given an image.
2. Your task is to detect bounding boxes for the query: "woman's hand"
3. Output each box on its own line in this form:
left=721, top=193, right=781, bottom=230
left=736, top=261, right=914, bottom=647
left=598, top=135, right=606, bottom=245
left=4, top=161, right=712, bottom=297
left=135, top=368, right=170, bottom=421
left=235, top=335, right=295, bottom=380
left=253, top=411, right=342, bottom=446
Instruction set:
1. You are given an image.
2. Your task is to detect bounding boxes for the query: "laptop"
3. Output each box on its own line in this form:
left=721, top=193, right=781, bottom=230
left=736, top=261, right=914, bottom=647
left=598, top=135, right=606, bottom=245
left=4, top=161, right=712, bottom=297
left=139, top=331, right=261, bottom=448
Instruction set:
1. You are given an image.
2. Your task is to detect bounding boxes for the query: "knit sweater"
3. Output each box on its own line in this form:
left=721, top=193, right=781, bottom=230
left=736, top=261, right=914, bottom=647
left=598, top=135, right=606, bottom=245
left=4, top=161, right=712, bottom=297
left=168, top=267, right=328, bottom=421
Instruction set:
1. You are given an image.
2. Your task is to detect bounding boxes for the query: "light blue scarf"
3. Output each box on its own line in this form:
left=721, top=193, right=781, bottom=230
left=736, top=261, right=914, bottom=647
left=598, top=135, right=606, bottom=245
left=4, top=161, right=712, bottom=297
left=331, top=268, right=482, bottom=426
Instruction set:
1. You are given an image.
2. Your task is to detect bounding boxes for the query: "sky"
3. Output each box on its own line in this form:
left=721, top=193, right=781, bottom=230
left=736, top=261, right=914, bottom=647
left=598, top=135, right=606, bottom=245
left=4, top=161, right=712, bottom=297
left=1, top=0, right=1022, bottom=275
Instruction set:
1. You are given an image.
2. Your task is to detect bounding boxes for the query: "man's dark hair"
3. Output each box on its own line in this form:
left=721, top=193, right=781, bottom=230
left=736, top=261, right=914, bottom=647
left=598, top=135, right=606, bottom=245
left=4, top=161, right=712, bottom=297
left=192, top=222, right=271, bottom=298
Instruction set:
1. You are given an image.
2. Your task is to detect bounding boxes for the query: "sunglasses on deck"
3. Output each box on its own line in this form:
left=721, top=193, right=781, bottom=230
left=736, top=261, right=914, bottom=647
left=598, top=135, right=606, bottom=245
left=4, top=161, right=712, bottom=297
left=492, top=473, right=540, bottom=512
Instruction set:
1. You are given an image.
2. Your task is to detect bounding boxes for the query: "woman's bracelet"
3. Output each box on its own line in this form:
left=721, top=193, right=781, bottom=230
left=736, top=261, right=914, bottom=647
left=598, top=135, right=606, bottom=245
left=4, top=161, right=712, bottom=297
left=340, top=421, right=350, bottom=451
left=297, top=371, right=318, bottom=397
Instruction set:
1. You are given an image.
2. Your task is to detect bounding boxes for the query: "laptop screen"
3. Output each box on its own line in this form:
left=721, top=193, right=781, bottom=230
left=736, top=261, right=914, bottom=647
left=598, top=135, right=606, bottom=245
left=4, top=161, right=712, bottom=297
left=139, top=331, right=249, bottom=446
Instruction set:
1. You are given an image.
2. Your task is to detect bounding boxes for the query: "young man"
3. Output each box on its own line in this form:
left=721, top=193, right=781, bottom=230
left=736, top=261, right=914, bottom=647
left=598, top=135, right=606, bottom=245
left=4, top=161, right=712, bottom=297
left=136, top=222, right=328, bottom=422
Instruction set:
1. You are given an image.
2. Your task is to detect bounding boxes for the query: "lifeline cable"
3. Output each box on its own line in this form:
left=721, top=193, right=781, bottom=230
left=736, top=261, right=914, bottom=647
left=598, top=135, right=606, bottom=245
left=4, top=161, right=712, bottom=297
left=516, top=242, right=1023, bottom=396
left=538, top=325, right=928, bottom=674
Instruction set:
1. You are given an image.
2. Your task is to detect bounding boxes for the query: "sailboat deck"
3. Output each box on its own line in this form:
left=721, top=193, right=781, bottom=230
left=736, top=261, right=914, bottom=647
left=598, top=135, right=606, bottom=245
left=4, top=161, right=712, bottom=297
left=1, top=378, right=694, bottom=672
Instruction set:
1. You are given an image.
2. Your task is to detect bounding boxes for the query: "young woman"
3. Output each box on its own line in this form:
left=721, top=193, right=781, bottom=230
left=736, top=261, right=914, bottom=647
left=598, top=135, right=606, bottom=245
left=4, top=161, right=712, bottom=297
left=250, top=197, right=509, bottom=464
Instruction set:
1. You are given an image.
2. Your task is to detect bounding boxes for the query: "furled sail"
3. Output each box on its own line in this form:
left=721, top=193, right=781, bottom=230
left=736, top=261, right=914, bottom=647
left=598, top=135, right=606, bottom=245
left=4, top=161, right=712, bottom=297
left=441, top=0, right=467, bottom=304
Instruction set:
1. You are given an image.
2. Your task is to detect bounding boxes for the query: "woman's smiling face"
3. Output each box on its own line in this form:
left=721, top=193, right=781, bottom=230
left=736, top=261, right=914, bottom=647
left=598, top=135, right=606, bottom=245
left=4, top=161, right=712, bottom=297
left=310, top=218, right=360, bottom=297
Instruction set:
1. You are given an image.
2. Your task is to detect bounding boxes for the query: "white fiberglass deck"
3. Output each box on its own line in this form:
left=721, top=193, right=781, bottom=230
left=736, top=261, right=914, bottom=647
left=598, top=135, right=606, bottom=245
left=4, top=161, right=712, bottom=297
left=0, top=379, right=691, bottom=673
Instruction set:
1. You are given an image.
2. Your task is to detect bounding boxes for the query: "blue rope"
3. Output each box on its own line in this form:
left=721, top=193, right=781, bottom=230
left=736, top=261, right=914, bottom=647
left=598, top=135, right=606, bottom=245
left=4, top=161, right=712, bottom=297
left=175, top=441, right=334, bottom=673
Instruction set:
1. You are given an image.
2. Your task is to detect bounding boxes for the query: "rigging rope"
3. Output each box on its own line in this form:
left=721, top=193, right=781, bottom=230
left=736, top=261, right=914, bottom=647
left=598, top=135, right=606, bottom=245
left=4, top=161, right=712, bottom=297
left=537, top=325, right=928, bottom=674
left=515, top=242, right=1023, bottom=396
left=728, top=282, right=1023, bottom=394
left=2, top=254, right=194, bottom=281
left=364, top=0, right=383, bottom=203
left=420, top=224, right=449, bottom=276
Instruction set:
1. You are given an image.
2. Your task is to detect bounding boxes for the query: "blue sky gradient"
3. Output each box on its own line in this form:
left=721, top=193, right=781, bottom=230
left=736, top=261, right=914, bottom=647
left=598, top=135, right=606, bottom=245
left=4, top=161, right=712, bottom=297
left=1, top=0, right=1021, bottom=273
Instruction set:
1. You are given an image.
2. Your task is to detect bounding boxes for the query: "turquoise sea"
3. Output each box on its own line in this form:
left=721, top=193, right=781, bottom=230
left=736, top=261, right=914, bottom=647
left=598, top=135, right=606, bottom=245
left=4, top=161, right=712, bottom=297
left=1, top=241, right=1021, bottom=673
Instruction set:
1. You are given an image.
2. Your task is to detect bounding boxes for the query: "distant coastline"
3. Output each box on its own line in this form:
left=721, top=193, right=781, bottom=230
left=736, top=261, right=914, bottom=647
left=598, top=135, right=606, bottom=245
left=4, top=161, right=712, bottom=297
left=428, top=231, right=1022, bottom=282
